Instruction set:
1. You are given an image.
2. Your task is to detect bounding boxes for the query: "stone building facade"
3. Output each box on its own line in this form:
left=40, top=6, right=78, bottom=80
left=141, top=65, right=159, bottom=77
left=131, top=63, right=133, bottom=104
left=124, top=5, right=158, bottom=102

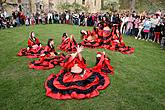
left=2, top=0, right=102, bottom=15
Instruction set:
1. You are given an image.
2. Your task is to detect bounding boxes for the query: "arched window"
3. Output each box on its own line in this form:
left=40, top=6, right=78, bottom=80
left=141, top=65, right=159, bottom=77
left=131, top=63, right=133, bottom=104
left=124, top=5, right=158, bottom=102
left=94, top=0, right=96, bottom=6
left=82, top=0, right=85, bottom=5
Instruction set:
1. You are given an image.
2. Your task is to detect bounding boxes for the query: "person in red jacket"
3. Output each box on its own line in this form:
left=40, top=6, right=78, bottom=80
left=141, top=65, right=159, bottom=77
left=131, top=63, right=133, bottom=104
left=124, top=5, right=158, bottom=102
left=29, top=39, right=66, bottom=70
left=17, top=31, right=44, bottom=58
left=45, top=46, right=113, bottom=100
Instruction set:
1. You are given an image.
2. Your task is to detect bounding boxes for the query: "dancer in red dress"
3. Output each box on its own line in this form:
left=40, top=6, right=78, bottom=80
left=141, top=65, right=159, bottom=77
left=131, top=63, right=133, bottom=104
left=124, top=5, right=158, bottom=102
left=58, top=33, right=78, bottom=53
left=93, top=52, right=114, bottom=75
left=108, top=26, right=135, bottom=54
left=17, top=32, right=44, bottom=58
left=79, top=23, right=135, bottom=54
left=29, top=39, right=66, bottom=70
left=80, top=27, right=100, bottom=48
left=100, top=26, right=112, bottom=48
left=45, top=46, right=113, bottom=99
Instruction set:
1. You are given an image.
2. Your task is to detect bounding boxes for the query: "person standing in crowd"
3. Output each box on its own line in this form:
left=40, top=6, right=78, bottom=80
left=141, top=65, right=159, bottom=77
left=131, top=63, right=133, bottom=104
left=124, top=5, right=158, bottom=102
left=135, top=16, right=144, bottom=40
left=156, top=9, right=162, bottom=17
left=65, top=12, right=70, bottom=24
left=150, top=14, right=159, bottom=41
left=112, top=14, right=122, bottom=30
left=16, top=13, right=20, bottom=26
left=11, top=17, right=17, bottom=27
left=25, top=17, right=29, bottom=26
left=35, top=13, right=39, bottom=24
left=120, top=14, right=127, bottom=34
left=154, top=16, right=161, bottom=43
left=79, top=12, right=85, bottom=26
left=69, top=13, right=73, bottom=25
left=133, top=16, right=140, bottom=37
left=60, top=12, right=65, bottom=24
left=45, top=13, right=48, bottom=24
left=0, top=16, right=4, bottom=29
left=73, top=13, right=79, bottom=25
left=12, top=11, right=17, bottom=20
left=126, top=14, right=134, bottom=35
left=143, top=16, right=152, bottom=41
left=84, top=15, right=88, bottom=27
left=52, top=11, right=57, bottom=24
left=53, top=12, right=59, bottom=24
left=48, top=11, right=53, bottom=24
left=30, top=14, right=35, bottom=26
left=160, top=15, right=165, bottom=49
left=38, top=14, right=42, bottom=24
left=20, top=11, right=25, bottom=25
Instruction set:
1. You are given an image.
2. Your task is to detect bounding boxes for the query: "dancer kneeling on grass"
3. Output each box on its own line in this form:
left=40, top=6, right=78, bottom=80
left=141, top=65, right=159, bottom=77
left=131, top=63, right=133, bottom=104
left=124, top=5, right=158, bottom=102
left=93, top=52, right=114, bottom=75
left=100, top=26, right=112, bottom=48
left=17, top=32, right=44, bottom=58
left=80, top=27, right=100, bottom=48
left=45, top=45, right=114, bottom=100
left=58, top=33, right=78, bottom=53
left=29, top=39, right=66, bottom=70
left=108, top=26, right=135, bottom=54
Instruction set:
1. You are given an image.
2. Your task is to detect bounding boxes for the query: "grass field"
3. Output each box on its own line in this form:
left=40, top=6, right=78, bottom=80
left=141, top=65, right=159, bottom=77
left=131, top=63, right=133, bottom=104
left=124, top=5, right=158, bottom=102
left=0, top=24, right=165, bottom=110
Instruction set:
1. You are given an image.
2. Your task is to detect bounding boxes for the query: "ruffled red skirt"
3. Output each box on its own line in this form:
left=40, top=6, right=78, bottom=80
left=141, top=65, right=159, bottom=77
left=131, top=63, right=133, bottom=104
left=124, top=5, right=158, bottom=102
left=17, top=46, right=44, bottom=58
left=93, top=59, right=114, bottom=75
left=45, top=69, right=110, bottom=100
left=98, top=36, right=111, bottom=48
left=108, top=42, right=135, bottom=54
left=29, top=54, right=66, bottom=70
left=81, top=40, right=100, bottom=48
left=58, top=42, right=77, bottom=53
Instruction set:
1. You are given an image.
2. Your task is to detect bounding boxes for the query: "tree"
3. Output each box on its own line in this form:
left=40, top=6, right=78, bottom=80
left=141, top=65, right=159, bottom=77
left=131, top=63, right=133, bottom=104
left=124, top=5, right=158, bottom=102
left=57, top=2, right=89, bottom=13
left=101, top=0, right=104, bottom=10
left=119, top=0, right=130, bottom=10
left=119, top=0, right=165, bottom=12
left=71, top=2, right=89, bottom=13
left=101, top=0, right=119, bottom=12
left=29, top=0, right=32, bottom=13
left=130, top=0, right=135, bottom=12
left=57, top=2, right=71, bottom=12
left=0, top=0, right=6, bottom=11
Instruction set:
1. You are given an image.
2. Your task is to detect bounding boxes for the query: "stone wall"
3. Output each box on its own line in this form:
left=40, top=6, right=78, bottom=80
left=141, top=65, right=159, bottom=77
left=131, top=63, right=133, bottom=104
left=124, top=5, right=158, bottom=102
left=2, top=0, right=102, bottom=15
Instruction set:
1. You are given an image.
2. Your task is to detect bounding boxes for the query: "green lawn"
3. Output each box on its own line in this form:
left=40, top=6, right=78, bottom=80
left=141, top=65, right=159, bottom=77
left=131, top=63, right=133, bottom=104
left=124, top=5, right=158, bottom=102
left=0, top=24, right=165, bottom=110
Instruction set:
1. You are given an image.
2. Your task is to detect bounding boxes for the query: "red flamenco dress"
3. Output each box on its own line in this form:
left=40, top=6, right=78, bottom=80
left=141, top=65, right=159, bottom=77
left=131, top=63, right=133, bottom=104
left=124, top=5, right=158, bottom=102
left=17, top=37, right=44, bottom=58
left=108, top=28, right=134, bottom=54
left=29, top=45, right=66, bottom=70
left=45, top=52, right=111, bottom=99
left=58, top=35, right=78, bottom=53
left=98, top=28, right=111, bottom=49
left=93, top=52, right=114, bottom=75
left=80, top=29, right=100, bottom=48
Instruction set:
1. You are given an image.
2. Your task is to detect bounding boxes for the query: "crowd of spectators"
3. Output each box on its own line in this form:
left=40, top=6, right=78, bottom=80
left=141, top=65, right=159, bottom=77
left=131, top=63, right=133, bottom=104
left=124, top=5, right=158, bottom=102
left=0, top=9, right=165, bottom=49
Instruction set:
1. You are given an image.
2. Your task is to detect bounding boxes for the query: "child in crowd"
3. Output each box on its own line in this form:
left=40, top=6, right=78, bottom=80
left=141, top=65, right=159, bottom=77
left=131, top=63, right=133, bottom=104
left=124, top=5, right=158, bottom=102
left=154, top=23, right=161, bottom=43
left=143, top=17, right=151, bottom=41
left=133, top=16, right=140, bottom=37
left=25, top=17, right=29, bottom=26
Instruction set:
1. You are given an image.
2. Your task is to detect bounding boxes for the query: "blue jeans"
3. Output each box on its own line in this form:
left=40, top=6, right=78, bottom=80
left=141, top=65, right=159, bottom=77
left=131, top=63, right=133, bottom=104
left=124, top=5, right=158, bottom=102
left=144, top=32, right=150, bottom=40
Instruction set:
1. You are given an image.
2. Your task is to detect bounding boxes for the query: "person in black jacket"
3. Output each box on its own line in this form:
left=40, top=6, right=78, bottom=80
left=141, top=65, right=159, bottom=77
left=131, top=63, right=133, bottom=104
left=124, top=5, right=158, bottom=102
left=160, top=15, right=165, bottom=49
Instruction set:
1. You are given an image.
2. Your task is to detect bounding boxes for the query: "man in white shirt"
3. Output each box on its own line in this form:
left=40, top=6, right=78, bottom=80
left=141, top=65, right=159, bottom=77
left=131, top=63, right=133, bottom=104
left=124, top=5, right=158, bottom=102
left=48, top=12, right=53, bottom=24
left=65, top=13, right=70, bottom=24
